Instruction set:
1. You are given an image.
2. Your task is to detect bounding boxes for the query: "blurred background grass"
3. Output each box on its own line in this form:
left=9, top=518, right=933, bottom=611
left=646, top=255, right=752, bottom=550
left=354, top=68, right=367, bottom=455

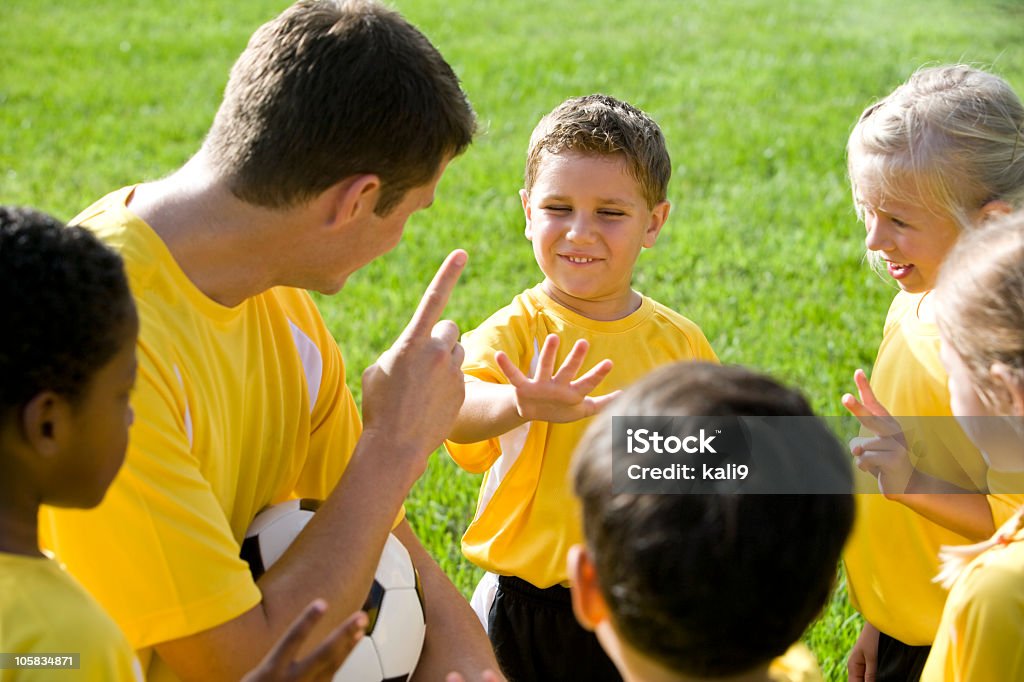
left=4, top=1, right=1023, bottom=678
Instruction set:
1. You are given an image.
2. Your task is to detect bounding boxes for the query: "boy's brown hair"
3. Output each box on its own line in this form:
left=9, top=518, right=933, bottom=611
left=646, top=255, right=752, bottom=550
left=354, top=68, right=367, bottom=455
left=204, top=0, right=476, bottom=215
left=524, top=94, right=671, bottom=208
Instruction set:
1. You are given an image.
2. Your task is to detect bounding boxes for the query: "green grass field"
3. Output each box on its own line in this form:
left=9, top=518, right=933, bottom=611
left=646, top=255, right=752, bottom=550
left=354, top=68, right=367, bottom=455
left=3, top=1, right=1024, bottom=678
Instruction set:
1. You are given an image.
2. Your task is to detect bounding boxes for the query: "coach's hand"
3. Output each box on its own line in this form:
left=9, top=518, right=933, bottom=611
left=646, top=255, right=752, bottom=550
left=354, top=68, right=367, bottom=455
left=361, top=250, right=467, bottom=479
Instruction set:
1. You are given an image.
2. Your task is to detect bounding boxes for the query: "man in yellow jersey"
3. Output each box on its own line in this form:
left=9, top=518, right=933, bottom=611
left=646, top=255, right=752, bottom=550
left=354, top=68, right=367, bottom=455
left=40, top=2, right=497, bottom=681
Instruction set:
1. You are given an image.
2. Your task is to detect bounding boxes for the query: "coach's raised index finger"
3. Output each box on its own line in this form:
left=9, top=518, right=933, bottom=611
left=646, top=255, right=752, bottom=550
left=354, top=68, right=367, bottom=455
left=404, top=249, right=467, bottom=339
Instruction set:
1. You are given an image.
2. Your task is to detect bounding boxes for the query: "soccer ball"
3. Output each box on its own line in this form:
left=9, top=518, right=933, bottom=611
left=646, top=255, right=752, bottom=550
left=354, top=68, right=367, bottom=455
left=240, top=499, right=426, bottom=682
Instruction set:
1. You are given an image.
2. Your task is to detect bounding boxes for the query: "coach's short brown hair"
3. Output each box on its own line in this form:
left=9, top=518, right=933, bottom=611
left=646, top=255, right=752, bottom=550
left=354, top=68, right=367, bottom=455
left=204, top=0, right=476, bottom=214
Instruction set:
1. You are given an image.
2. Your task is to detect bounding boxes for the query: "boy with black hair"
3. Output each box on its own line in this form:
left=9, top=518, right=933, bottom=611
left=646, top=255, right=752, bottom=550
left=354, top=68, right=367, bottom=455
left=569, top=362, right=856, bottom=682
left=0, top=206, right=142, bottom=681
left=0, top=207, right=369, bottom=682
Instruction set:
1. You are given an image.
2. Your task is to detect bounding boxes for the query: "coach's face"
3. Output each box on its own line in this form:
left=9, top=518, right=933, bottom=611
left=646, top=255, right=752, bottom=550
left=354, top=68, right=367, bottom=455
left=313, top=159, right=450, bottom=295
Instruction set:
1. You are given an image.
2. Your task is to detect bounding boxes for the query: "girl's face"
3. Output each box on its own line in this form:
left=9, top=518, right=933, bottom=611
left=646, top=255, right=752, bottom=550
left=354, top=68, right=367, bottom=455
left=853, top=174, right=962, bottom=294
left=939, top=338, right=1024, bottom=472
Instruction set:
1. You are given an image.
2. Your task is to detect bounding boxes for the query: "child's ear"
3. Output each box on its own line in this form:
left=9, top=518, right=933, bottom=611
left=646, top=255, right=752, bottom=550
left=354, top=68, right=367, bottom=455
left=20, top=391, right=71, bottom=460
left=979, top=199, right=1013, bottom=223
left=991, top=363, right=1024, bottom=417
left=520, top=189, right=534, bottom=240
left=324, top=174, right=382, bottom=230
left=568, top=543, right=610, bottom=631
left=642, top=201, right=671, bottom=248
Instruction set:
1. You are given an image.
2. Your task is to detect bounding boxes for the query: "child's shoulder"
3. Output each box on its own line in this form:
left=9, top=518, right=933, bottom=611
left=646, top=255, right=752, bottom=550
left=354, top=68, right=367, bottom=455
left=642, top=295, right=719, bottom=362
left=644, top=295, right=711, bottom=336
left=0, top=554, right=121, bottom=642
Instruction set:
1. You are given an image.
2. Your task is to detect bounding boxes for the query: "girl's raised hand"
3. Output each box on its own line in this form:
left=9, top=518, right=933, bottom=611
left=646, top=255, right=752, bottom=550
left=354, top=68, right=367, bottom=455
left=842, top=369, right=915, bottom=495
left=495, top=334, right=619, bottom=424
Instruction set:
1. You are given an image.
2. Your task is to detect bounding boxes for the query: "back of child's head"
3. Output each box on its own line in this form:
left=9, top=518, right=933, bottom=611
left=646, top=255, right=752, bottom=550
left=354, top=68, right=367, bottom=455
left=524, top=94, right=671, bottom=208
left=935, top=211, right=1024, bottom=412
left=0, top=207, right=134, bottom=417
left=572, top=362, right=854, bottom=678
left=204, top=0, right=476, bottom=215
left=848, top=64, right=1024, bottom=231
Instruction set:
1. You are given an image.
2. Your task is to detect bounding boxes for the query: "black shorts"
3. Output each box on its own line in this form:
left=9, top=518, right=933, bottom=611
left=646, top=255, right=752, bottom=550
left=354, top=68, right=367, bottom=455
left=876, top=629, right=930, bottom=682
left=488, top=575, right=622, bottom=682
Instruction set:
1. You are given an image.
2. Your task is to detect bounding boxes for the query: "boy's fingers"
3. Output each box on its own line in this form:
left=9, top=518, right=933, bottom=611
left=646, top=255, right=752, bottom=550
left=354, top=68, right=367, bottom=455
left=552, top=339, right=590, bottom=383
left=496, top=351, right=528, bottom=385
left=570, top=359, right=614, bottom=394
left=268, top=599, right=328, bottom=672
left=588, top=390, right=622, bottom=413
left=301, top=610, right=367, bottom=679
left=535, top=334, right=561, bottom=379
left=403, top=250, right=467, bottom=340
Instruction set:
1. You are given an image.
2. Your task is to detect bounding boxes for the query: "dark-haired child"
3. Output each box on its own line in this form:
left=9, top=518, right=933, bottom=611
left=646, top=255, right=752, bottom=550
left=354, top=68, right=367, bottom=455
left=0, top=207, right=365, bottom=681
left=569, top=362, right=855, bottom=682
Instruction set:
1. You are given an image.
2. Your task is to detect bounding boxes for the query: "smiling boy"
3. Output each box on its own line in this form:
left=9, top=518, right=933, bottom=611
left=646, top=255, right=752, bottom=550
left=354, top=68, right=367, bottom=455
left=444, top=94, right=718, bottom=681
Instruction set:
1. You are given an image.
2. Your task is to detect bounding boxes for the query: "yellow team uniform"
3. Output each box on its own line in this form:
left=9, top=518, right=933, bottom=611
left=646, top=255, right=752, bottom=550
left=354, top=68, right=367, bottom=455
left=445, top=285, right=718, bottom=588
left=921, top=523, right=1024, bottom=681
left=0, top=553, right=142, bottom=682
left=40, top=187, right=362, bottom=682
left=844, top=291, right=1023, bottom=644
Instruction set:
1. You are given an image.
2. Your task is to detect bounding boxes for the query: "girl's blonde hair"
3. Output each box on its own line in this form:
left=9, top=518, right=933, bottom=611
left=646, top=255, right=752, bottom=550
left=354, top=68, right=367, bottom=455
left=935, top=212, right=1024, bottom=412
left=935, top=509, right=1024, bottom=589
left=848, top=65, right=1024, bottom=234
left=933, top=212, right=1024, bottom=586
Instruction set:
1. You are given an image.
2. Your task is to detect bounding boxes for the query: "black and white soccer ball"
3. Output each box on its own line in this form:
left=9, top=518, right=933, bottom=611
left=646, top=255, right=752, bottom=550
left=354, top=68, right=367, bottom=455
left=240, top=499, right=426, bottom=682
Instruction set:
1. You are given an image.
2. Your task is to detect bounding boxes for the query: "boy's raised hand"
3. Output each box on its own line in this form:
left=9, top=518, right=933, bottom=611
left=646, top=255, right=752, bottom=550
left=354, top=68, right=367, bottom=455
left=842, top=369, right=914, bottom=495
left=496, top=334, right=619, bottom=424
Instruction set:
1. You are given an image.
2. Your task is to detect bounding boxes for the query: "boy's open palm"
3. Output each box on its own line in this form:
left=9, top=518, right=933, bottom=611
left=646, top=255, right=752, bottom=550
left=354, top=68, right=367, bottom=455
left=496, top=334, right=619, bottom=423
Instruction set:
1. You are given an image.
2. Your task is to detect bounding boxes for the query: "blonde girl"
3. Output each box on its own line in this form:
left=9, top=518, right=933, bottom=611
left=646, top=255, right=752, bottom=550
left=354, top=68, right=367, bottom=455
left=922, top=214, right=1024, bottom=681
left=839, top=64, right=1024, bottom=682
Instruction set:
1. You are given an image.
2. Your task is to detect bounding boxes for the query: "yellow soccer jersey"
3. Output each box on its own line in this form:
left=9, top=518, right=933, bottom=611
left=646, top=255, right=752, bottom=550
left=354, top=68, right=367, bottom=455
left=921, top=524, right=1024, bottom=682
left=445, top=285, right=718, bottom=587
left=844, top=291, right=1023, bottom=645
left=0, top=553, right=142, bottom=682
left=40, top=187, right=362, bottom=680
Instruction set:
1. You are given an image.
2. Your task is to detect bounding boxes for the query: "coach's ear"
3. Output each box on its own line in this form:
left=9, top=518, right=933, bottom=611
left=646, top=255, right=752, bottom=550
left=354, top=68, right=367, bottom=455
left=568, top=544, right=609, bottom=630
left=324, top=174, right=382, bottom=229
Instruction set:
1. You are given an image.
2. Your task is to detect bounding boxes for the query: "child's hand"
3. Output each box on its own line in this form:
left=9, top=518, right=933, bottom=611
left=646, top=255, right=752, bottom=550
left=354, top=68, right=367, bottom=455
left=842, top=369, right=914, bottom=496
left=496, top=334, right=619, bottom=424
left=241, top=600, right=367, bottom=682
left=847, top=620, right=879, bottom=682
